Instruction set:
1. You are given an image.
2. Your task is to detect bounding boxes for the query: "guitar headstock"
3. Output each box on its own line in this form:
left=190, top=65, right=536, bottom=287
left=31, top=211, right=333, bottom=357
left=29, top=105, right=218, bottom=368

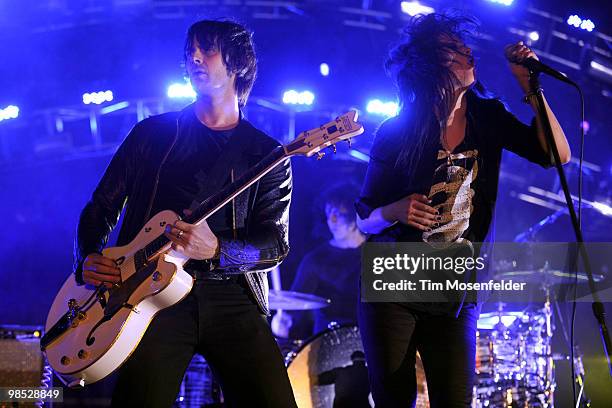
left=284, top=111, right=364, bottom=158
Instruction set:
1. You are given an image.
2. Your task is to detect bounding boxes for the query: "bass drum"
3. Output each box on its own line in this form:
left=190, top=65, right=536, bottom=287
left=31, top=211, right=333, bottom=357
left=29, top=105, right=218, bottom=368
left=285, top=325, right=430, bottom=408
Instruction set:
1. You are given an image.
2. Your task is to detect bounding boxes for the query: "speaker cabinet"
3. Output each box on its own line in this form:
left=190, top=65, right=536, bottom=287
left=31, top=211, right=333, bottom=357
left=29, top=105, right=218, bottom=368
left=0, top=326, right=44, bottom=388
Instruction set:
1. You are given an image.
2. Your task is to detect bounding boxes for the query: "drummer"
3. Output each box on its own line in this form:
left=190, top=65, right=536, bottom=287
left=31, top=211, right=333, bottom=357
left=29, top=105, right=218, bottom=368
left=273, top=183, right=366, bottom=337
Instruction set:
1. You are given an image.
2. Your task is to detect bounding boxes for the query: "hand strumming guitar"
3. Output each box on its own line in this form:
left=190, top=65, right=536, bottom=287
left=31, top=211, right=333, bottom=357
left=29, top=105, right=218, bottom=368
left=164, top=218, right=220, bottom=260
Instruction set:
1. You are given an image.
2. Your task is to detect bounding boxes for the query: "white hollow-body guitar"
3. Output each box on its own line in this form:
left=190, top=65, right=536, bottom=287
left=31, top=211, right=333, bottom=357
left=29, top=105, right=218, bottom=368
left=42, top=111, right=364, bottom=387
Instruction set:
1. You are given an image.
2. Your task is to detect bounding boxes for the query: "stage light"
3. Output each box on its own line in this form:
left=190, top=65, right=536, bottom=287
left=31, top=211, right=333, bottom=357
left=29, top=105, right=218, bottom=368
left=567, top=15, right=595, bottom=32
left=528, top=31, right=540, bottom=42
left=366, top=99, right=399, bottom=117
left=349, top=149, right=369, bottom=162
left=590, top=60, right=612, bottom=76
left=167, top=82, right=196, bottom=99
left=320, top=63, right=330, bottom=77
left=0, top=105, right=19, bottom=122
left=589, top=60, right=612, bottom=82
left=580, top=120, right=590, bottom=133
left=400, top=1, right=434, bottom=16
left=567, top=15, right=581, bottom=27
left=486, top=0, right=513, bottom=6
left=580, top=19, right=595, bottom=32
left=83, top=90, right=114, bottom=105
left=100, top=101, right=130, bottom=115
left=592, top=201, right=612, bottom=217
left=282, top=90, right=315, bottom=105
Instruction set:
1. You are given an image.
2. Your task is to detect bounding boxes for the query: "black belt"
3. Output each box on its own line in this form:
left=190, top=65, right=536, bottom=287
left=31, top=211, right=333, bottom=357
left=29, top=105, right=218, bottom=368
left=185, top=259, right=233, bottom=281
left=199, top=272, right=234, bottom=281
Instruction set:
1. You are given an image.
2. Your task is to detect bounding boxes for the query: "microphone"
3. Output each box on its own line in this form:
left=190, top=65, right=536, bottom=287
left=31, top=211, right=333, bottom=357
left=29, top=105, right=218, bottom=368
left=506, top=55, right=577, bottom=87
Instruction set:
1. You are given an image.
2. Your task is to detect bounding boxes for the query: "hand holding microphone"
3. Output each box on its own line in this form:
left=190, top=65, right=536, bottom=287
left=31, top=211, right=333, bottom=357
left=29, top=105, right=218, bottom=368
left=504, top=41, right=576, bottom=88
left=505, top=41, right=540, bottom=92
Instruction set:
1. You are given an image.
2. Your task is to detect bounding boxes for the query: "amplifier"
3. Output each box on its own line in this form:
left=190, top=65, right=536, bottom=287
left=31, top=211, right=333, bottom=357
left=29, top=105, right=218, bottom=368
left=0, top=325, right=45, bottom=388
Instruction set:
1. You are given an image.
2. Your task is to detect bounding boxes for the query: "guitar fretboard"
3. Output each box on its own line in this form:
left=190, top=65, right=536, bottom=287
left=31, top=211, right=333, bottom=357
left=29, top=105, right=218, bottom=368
left=138, top=146, right=287, bottom=263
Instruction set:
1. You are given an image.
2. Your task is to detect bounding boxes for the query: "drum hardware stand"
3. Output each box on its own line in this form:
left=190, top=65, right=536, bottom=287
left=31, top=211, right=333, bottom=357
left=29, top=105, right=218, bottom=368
left=572, top=346, right=590, bottom=408
left=551, top=292, right=592, bottom=407
left=541, top=282, right=556, bottom=407
left=527, top=72, right=612, bottom=377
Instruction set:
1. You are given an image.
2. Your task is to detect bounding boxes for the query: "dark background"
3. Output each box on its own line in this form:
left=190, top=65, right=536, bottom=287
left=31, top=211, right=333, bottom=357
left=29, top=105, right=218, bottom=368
left=0, top=0, right=610, bottom=406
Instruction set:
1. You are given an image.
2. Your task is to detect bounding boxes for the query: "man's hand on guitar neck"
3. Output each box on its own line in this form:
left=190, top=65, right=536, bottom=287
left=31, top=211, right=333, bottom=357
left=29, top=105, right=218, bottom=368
left=164, top=217, right=220, bottom=261
left=83, top=253, right=122, bottom=288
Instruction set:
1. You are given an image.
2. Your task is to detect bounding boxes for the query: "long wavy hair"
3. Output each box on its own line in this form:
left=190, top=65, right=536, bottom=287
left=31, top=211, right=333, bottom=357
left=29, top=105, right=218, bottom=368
left=385, top=13, right=490, bottom=176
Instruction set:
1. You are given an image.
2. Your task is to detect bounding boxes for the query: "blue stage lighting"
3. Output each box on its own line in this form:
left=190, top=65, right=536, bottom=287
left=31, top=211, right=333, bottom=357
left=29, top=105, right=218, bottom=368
left=167, top=82, right=196, bottom=99
left=567, top=15, right=595, bottom=32
left=400, top=1, right=434, bottom=16
left=282, top=90, right=315, bottom=105
left=590, top=60, right=612, bottom=78
left=528, top=31, right=540, bottom=42
left=100, top=101, right=130, bottom=115
left=486, top=0, right=513, bottom=6
left=0, top=105, right=19, bottom=122
left=349, top=149, right=369, bottom=162
left=83, top=90, right=114, bottom=105
left=366, top=99, right=399, bottom=117
left=320, top=63, right=330, bottom=77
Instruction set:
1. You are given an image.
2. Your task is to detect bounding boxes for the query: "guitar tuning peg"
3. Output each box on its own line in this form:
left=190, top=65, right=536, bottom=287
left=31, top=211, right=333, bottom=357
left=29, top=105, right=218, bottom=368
left=331, top=144, right=337, bottom=154
left=347, top=138, right=352, bottom=148
left=316, top=152, right=325, bottom=160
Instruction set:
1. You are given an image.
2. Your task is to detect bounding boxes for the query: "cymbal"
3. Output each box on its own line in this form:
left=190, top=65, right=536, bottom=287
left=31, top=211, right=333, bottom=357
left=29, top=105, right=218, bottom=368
left=268, top=290, right=331, bottom=311
left=477, top=311, right=524, bottom=330
left=493, top=269, right=605, bottom=285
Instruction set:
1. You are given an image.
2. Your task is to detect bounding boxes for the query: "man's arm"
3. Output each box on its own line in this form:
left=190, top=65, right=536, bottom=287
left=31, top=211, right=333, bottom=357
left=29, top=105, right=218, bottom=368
left=163, top=157, right=292, bottom=274
left=73, top=124, right=140, bottom=283
left=215, top=158, right=292, bottom=272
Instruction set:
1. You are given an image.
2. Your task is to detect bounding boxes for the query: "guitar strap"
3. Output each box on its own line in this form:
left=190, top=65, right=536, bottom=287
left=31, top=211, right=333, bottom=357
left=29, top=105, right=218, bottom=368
left=188, top=120, right=252, bottom=212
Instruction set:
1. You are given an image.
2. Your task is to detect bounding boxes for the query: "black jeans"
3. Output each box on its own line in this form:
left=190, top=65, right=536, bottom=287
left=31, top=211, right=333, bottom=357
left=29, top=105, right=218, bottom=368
left=112, top=277, right=297, bottom=408
left=358, top=301, right=479, bottom=408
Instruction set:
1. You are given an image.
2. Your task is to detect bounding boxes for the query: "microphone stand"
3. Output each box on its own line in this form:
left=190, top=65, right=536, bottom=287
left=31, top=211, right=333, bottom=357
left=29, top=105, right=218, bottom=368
left=527, top=73, right=612, bottom=377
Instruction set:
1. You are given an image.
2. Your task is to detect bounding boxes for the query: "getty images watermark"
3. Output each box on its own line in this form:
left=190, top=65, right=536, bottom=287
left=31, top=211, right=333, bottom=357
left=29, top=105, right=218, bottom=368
left=361, top=242, right=612, bottom=304
left=371, top=252, right=525, bottom=292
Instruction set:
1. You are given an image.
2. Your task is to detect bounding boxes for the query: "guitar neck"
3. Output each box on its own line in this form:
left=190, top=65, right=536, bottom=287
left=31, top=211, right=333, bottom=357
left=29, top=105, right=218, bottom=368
left=183, top=145, right=288, bottom=225
left=142, top=146, right=288, bottom=260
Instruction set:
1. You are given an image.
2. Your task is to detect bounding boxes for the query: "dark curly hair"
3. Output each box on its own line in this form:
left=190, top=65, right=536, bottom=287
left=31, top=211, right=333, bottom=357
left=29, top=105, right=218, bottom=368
left=184, top=19, right=257, bottom=107
left=385, top=13, right=490, bottom=173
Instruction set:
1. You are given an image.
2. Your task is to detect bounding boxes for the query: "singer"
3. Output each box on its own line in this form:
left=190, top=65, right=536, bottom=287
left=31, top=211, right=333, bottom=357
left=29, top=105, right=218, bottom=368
left=355, top=13, right=570, bottom=407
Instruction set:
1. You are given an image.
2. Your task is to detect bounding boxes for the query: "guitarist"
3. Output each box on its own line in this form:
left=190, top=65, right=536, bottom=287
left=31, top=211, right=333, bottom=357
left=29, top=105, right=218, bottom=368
left=74, top=19, right=297, bottom=407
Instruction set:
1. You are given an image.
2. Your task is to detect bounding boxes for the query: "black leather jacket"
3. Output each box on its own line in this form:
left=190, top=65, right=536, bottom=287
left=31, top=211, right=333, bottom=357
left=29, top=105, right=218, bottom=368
left=74, top=106, right=292, bottom=314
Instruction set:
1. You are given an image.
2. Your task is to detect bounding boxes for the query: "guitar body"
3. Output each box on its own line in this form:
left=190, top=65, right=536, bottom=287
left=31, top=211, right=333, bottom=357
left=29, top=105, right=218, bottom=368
left=44, top=210, right=194, bottom=387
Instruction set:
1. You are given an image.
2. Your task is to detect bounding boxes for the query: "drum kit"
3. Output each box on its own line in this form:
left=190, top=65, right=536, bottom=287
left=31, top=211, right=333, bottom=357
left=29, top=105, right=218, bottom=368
left=473, top=305, right=556, bottom=407
left=172, top=269, right=599, bottom=408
